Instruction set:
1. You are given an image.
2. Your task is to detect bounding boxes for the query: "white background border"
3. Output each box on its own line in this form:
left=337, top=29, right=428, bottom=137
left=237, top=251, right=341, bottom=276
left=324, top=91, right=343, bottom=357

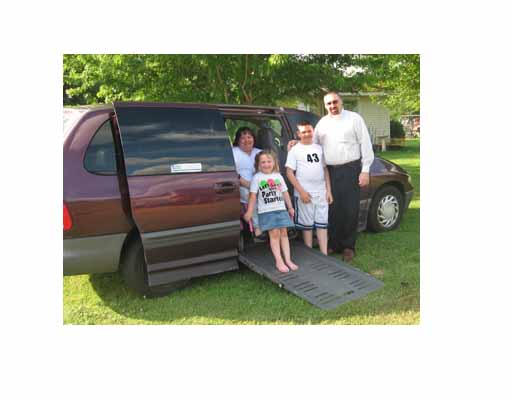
left=3, top=1, right=509, bottom=400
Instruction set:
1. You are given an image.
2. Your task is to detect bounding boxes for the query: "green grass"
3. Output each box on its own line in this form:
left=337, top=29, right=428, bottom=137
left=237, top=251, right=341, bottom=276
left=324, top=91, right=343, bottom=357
left=63, top=139, right=420, bottom=325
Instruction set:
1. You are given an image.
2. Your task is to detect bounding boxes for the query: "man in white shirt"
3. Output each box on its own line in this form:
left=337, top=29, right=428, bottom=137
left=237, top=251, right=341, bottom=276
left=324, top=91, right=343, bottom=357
left=314, top=92, right=374, bottom=262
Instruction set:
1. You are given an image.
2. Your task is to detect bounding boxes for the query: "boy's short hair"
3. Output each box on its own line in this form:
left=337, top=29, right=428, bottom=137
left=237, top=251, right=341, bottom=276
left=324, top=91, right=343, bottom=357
left=296, top=120, right=313, bottom=130
left=254, top=149, right=280, bottom=173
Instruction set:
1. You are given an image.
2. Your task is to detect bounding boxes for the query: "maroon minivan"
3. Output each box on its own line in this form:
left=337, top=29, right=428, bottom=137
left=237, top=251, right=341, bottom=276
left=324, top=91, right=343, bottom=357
left=64, top=102, right=413, bottom=298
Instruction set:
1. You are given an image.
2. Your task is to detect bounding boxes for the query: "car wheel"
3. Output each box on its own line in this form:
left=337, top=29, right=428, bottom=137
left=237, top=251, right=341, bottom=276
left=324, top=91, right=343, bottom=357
left=367, top=185, right=404, bottom=232
left=120, top=239, right=189, bottom=298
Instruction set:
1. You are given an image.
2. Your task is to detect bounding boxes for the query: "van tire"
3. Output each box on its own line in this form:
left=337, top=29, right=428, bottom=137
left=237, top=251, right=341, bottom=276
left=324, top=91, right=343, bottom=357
left=120, top=239, right=189, bottom=298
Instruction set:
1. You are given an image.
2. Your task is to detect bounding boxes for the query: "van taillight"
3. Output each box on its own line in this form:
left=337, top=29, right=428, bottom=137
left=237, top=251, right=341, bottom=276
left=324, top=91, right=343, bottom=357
left=63, top=202, right=72, bottom=231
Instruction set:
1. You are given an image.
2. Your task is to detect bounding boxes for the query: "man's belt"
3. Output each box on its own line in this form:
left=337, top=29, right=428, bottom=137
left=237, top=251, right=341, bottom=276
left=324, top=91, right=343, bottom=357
left=328, top=159, right=361, bottom=168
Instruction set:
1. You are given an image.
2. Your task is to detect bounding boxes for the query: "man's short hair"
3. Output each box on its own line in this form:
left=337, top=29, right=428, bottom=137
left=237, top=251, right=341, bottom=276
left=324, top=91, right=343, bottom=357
left=324, top=91, right=341, bottom=99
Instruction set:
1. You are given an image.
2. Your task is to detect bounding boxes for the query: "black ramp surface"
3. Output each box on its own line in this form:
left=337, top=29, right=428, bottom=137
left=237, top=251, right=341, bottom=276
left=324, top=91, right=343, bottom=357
left=239, top=242, right=383, bottom=310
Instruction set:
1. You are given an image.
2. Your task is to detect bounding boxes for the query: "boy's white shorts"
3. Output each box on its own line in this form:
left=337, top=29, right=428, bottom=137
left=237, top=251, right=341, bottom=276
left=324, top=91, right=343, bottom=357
left=294, top=193, right=328, bottom=230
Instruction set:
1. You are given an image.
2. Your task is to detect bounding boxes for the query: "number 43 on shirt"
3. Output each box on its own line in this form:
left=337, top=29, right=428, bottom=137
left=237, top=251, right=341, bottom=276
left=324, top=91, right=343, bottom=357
left=307, top=153, right=319, bottom=163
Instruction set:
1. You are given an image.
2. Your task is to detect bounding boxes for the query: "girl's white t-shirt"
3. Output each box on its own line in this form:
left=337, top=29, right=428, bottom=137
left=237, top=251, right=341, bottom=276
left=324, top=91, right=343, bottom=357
left=249, top=172, right=288, bottom=214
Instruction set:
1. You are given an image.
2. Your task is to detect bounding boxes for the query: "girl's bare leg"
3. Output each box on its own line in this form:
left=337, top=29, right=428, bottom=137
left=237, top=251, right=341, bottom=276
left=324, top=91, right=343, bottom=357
left=268, top=229, right=289, bottom=273
left=280, top=228, right=298, bottom=271
left=316, top=228, right=328, bottom=255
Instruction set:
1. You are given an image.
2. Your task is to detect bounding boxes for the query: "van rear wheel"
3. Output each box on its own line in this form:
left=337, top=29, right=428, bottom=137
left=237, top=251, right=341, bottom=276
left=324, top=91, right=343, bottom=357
left=120, top=239, right=189, bottom=298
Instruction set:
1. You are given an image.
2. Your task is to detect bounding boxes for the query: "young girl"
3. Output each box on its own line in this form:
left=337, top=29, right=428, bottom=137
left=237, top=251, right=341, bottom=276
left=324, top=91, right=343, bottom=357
left=243, top=150, right=298, bottom=273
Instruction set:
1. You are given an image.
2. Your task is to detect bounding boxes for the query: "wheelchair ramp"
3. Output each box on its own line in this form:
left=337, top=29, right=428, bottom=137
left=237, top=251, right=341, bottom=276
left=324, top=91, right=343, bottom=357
left=239, top=242, right=383, bottom=310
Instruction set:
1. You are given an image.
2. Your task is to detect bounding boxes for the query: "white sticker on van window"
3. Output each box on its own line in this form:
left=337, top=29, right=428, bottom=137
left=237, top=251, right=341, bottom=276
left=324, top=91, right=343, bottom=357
left=170, top=163, right=203, bottom=173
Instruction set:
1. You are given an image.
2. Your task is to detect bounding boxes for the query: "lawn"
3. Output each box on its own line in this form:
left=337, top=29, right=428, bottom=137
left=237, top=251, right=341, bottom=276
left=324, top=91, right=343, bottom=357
left=63, top=139, right=420, bottom=325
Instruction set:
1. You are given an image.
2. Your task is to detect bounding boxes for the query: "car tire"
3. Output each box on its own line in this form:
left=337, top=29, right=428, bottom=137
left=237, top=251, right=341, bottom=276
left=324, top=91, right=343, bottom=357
left=367, top=185, right=404, bottom=232
left=120, top=239, right=189, bottom=298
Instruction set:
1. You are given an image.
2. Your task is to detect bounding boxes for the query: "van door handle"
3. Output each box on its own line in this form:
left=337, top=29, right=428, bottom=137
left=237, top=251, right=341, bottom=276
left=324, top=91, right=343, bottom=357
left=214, top=181, right=237, bottom=194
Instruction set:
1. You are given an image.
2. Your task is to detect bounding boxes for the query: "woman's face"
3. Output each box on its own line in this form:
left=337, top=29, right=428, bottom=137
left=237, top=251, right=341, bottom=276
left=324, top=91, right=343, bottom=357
left=239, top=131, right=255, bottom=153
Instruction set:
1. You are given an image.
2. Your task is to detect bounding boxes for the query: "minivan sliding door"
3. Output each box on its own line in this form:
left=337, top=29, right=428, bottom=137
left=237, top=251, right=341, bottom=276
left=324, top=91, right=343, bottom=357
left=113, top=103, right=241, bottom=285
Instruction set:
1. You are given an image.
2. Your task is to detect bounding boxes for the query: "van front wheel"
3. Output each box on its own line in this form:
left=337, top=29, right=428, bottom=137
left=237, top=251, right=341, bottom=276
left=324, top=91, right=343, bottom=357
left=120, top=239, right=189, bottom=298
left=367, top=186, right=404, bottom=232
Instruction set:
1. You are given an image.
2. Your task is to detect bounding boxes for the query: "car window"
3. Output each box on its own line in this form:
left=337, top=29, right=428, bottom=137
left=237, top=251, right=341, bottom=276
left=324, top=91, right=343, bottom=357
left=264, top=119, right=285, bottom=148
left=83, top=119, right=118, bottom=175
left=225, top=115, right=292, bottom=194
left=285, top=110, right=321, bottom=138
left=225, top=117, right=286, bottom=151
left=116, top=107, right=235, bottom=176
left=225, top=120, right=258, bottom=143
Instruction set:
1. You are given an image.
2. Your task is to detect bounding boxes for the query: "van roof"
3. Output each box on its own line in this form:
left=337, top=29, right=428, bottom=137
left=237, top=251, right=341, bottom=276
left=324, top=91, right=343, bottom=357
left=64, top=101, right=309, bottom=115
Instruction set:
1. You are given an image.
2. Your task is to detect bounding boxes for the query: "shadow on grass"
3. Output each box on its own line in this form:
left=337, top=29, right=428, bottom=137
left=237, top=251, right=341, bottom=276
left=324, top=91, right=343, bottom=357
left=88, top=270, right=419, bottom=324
left=90, top=209, right=420, bottom=324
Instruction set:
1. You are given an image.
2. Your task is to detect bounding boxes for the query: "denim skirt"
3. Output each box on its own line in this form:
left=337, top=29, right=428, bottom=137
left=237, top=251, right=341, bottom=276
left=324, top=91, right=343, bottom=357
left=258, top=210, right=294, bottom=232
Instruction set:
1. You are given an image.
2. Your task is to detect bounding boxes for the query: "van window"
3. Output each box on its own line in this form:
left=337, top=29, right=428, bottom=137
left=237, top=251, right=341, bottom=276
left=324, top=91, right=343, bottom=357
left=84, top=119, right=117, bottom=175
left=285, top=111, right=321, bottom=138
left=225, top=116, right=292, bottom=195
left=226, top=117, right=286, bottom=152
left=116, top=107, right=235, bottom=176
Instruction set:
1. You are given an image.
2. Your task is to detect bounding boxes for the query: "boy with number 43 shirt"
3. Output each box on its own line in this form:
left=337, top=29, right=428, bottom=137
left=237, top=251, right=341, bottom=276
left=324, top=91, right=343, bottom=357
left=285, top=120, right=333, bottom=255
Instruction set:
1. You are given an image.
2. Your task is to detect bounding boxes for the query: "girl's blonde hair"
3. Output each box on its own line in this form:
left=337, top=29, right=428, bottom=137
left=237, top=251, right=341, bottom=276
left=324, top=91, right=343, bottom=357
left=254, top=150, right=279, bottom=173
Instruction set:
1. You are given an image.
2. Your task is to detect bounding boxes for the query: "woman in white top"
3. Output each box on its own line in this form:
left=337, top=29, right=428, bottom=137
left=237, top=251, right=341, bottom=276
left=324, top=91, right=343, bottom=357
left=231, top=127, right=262, bottom=236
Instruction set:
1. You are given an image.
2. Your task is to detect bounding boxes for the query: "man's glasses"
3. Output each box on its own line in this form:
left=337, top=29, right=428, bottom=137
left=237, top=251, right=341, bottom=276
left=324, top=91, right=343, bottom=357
left=326, top=100, right=339, bottom=106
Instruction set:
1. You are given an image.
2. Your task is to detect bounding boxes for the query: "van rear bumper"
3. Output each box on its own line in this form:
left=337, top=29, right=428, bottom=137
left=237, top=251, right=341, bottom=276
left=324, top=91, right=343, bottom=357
left=63, top=233, right=127, bottom=275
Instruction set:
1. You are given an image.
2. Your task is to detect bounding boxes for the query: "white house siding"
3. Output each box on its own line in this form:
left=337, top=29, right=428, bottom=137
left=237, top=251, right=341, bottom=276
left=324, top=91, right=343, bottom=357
left=356, top=97, right=390, bottom=145
left=300, top=94, right=391, bottom=147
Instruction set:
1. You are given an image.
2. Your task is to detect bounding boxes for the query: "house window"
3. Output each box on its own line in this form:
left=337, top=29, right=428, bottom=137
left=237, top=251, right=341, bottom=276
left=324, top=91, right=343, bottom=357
left=342, top=99, right=358, bottom=112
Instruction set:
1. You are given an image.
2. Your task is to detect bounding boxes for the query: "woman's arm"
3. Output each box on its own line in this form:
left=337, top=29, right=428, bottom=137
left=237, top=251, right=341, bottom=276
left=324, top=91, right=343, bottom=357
left=239, top=176, right=251, bottom=189
left=243, top=193, right=257, bottom=222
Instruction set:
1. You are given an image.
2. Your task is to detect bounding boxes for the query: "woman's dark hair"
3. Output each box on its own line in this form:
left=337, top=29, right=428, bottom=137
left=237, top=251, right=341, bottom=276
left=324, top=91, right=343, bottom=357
left=233, top=126, right=256, bottom=146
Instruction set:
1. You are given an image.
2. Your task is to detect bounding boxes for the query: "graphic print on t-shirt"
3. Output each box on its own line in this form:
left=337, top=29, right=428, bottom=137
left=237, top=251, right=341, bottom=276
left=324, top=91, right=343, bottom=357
left=259, top=178, right=283, bottom=205
left=250, top=172, right=288, bottom=214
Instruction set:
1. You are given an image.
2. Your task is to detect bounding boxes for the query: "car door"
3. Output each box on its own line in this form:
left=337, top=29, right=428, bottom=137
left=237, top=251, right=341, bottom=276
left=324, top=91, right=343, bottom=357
left=113, top=102, right=240, bottom=283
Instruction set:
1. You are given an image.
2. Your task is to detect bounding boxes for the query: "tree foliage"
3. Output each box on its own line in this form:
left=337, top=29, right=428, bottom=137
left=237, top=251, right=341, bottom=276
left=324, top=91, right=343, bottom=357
left=63, top=54, right=419, bottom=116
left=361, top=54, right=420, bottom=116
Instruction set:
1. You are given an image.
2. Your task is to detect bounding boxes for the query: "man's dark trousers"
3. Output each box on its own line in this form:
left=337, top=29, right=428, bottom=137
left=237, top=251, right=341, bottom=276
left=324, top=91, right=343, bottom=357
left=327, top=160, right=361, bottom=252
